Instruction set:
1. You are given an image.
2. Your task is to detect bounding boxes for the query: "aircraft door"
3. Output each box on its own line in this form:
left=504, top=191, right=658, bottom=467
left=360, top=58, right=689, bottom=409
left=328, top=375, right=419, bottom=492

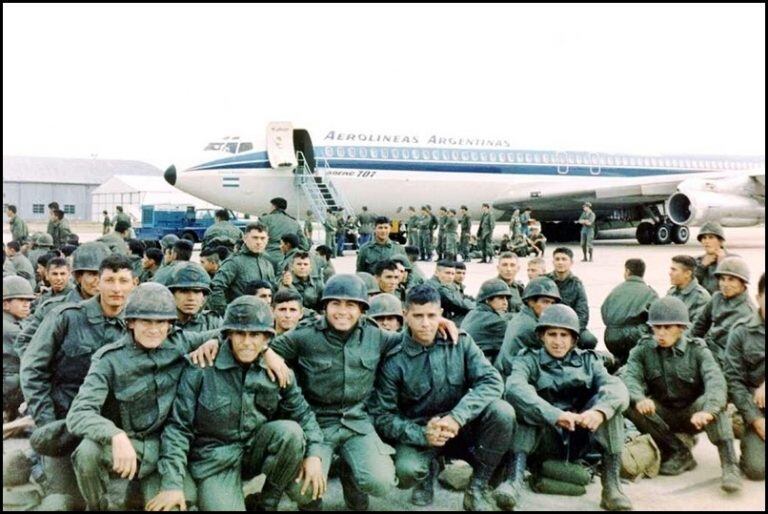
left=266, top=121, right=298, bottom=169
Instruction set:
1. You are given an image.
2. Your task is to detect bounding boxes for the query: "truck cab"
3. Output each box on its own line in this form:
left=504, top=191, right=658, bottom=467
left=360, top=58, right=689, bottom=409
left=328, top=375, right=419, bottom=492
left=135, top=204, right=247, bottom=244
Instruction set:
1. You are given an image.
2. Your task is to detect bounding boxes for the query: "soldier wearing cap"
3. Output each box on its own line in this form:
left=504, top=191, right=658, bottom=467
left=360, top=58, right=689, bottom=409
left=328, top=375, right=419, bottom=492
left=666, top=254, right=712, bottom=321
left=370, top=284, right=516, bottom=510
left=461, top=279, right=516, bottom=362
left=167, top=262, right=221, bottom=332
left=356, top=216, right=406, bottom=275
left=146, top=296, right=325, bottom=511
left=65, top=283, right=223, bottom=510
left=495, top=277, right=562, bottom=377
left=691, top=256, right=756, bottom=367
left=600, top=259, right=659, bottom=366
left=368, top=293, right=404, bottom=332
left=503, top=304, right=632, bottom=511
left=260, top=197, right=308, bottom=273
left=695, top=222, right=733, bottom=295
left=576, top=202, right=596, bottom=262
left=357, top=271, right=381, bottom=301
left=427, top=260, right=476, bottom=325
left=4, top=276, right=36, bottom=421
left=622, top=296, right=741, bottom=493
left=202, top=209, right=243, bottom=251
left=724, top=272, right=765, bottom=481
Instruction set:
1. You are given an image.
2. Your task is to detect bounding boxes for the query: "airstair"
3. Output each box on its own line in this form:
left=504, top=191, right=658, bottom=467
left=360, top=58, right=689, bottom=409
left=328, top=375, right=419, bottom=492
left=294, top=151, right=354, bottom=223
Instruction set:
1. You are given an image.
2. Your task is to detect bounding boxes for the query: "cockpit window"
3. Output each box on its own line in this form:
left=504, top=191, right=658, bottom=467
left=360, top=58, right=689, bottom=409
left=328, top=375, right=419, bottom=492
left=238, top=142, right=253, bottom=153
left=204, top=142, right=224, bottom=151
left=225, top=142, right=238, bottom=154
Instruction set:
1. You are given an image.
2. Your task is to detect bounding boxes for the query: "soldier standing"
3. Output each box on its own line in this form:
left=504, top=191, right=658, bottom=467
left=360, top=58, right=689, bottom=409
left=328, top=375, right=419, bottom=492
left=102, top=210, right=112, bottom=235
left=357, top=206, right=375, bottom=248
left=304, top=210, right=315, bottom=244
left=458, top=205, right=472, bottom=262
left=7, top=205, right=29, bottom=243
left=477, top=203, right=495, bottom=264
left=443, top=209, right=459, bottom=261
left=576, top=202, right=596, bottom=262
left=406, top=206, right=420, bottom=248
left=260, top=198, right=308, bottom=273
left=355, top=216, right=406, bottom=275
left=417, top=207, right=432, bottom=261
left=509, top=208, right=522, bottom=240
left=436, top=207, right=447, bottom=260
left=322, top=209, right=338, bottom=256
left=202, top=209, right=243, bottom=251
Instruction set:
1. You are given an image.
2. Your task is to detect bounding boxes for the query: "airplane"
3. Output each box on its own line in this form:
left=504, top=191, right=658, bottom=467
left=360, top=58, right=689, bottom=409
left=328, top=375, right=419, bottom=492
left=163, top=122, right=765, bottom=245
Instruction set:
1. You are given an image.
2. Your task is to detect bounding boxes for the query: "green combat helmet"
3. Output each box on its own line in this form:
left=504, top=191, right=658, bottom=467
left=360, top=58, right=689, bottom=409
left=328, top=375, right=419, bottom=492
left=390, top=253, right=413, bottom=271
left=536, top=304, right=580, bottom=336
left=647, top=296, right=690, bottom=327
left=35, top=233, right=54, bottom=248
left=521, top=277, right=562, bottom=303
left=368, top=293, right=404, bottom=322
left=124, top=283, right=177, bottom=320
left=714, top=256, right=750, bottom=284
left=3, top=276, right=36, bottom=300
left=160, top=233, right=180, bottom=251
left=72, top=242, right=111, bottom=272
left=355, top=272, right=380, bottom=297
left=323, top=274, right=370, bottom=309
left=221, top=296, right=275, bottom=334
left=476, top=278, right=512, bottom=303
left=167, top=262, right=212, bottom=293
left=697, top=221, right=725, bottom=242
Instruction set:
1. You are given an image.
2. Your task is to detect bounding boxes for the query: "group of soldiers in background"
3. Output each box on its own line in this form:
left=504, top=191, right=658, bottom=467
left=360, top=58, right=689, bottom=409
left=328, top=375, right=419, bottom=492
left=3, top=197, right=765, bottom=511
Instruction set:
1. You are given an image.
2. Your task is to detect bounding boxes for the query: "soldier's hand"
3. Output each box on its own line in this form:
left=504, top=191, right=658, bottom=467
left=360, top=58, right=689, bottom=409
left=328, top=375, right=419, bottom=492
left=690, top=411, right=714, bottom=430
left=435, top=415, right=461, bottom=436
left=555, top=412, right=580, bottom=431
left=425, top=417, right=452, bottom=447
left=635, top=398, right=656, bottom=416
left=111, top=432, right=138, bottom=480
left=714, top=248, right=727, bottom=262
left=263, top=348, right=291, bottom=388
left=753, top=418, right=765, bottom=441
left=189, top=339, right=220, bottom=368
left=296, top=456, right=326, bottom=500
left=282, top=271, right=292, bottom=287
left=754, top=382, right=765, bottom=409
left=577, top=410, right=606, bottom=432
left=437, top=318, right=460, bottom=345
left=145, top=489, right=187, bottom=511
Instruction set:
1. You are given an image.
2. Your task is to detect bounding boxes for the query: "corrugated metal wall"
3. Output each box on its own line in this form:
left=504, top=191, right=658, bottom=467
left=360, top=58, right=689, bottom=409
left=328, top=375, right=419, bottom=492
left=2, top=181, right=96, bottom=221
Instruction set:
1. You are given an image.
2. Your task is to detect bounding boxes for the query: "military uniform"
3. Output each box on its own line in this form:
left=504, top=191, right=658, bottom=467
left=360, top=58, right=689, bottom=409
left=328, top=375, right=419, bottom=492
left=31, top=281, right=75, bottom=315
left=283, top=274, right=324, bottom=312
left=426, top=277, right=476, bottom=325
left=667, top=278, right=711, bottom=321
left=406, top=212, right=420, bottom=248
left=546, top=272, right=598, bottom=349
left=207, top=247, right=276, bottom=316
left=695, top=252, right=735, bottom=295
left=10, top=253, right=37, bottom=289
left=114, top=211, right=132, bottom=229
left=260, top=209, right=308, bottom=272
left=477, top=210, right=495, bottom=262
left=443, top=216, right=458, bottom=259
left=691, top=291, right=755, bottom=367
left=157, top=341, right=324, bottom=510
left=498, top=278, right=524, bottom=314
left=461, top=303, right=514, bottom=362
left=357, top=211, right=375, bottom=248
left=724, top=313, right=765, bottom=480
left=509, top=235, right=529, bottom=257
left=600, top=276, right=659, bottom=366
left=102, top=214, right=112, bottom=235
left=4, top=311, right=25, bottom=419
left=417, top=213, right=432, bottom=260
left=50, top=219, right=73, bottom=249
left=527, top=232, right=547, bottom=257
left=436, top=213, right=447, bottom=259
left=15, top=287, right=87, bottom=359
left=322, top=213, right=338, bottom=255
left=175, top=310, right=221, bottom=333
left=519, top=211, right=531, bottom=237
left=10, top=215, right=29, bottom=242
left=268, top=315, right=402, bottom=506
left=459, top=212, right=472, bottom=261
left=202, top=220, right=242, bottom=250
left=578, top=210, right=596, bottom=260
left=495, top=306, right=540, bottom=377
left=151, top=260, right=184, bottom=286
left=139, top=266, right=158, bottom=284
left=510, top=213, right=522, bottom=240
left=96, top=231, right=129, bottom=255
left=355, top=238, right=406, bottom=275
left=304, top=217, right=314, bottom=244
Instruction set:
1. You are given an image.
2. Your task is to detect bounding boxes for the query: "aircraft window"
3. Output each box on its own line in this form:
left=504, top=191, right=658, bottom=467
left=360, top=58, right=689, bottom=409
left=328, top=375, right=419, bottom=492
left=525, top=153, right=533, bottom=163
left=461, top=151, right=470, bottom=161
left=336, top=147, right=344, bottom=157
left=489, top=152, right=497, bottom=162
left=650, top=158, right=657, bottom=166
left=508, top=153, right=515, bottom=162
left=404, top=149, right=411, bottom=159
left=471, top=151, right=478, bottom=161
left=359, top=148, right=367, bottom=158
left=542, top=154, right=549, bottom=164
left=381, top=148, right=388, bottom=158
left=575, top=155, right=582, bottom=165
left=628, top=157, right=636, bottom=166
left=238, top=142, right=253, bottom=153
left=392, top=148, right=400, bottom=159
left=347, top=147, right=356, bottom=158
left=451, top=150, right=459, bottom=160
left=516, top=152, right=523, bottom=163
left=480, top=152, right=487, bottom=161
left=442, top=150, right=450, bottom=160
left=204, top=142, right=224, bottom=151
left=370, top=148, right=377, bottom=158
left=534, top=154, right=541, bottom=163
left=499, top=153, right=506, bottom=163
left=225, top=142, right=238, bottom=154
left=432, top=150, right=441, bottom=160
left=325, top=147, right=334, bottom=157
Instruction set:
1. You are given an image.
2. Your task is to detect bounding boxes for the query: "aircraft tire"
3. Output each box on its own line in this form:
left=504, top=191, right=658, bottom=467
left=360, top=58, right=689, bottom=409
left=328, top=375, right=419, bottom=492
left=636, top=222, right=654, bottom=245
left=671, top=225, right=690, bottom=245
left=653, top=223, right=673, bottom=245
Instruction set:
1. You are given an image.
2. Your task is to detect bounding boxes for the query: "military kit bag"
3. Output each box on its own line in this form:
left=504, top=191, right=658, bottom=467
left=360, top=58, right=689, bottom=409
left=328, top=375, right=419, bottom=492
left=620, top=433, right=661, bottom=481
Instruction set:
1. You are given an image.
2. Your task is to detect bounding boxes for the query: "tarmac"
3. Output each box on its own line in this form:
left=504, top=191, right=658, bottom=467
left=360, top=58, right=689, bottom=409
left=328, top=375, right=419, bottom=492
left=3, top=223, right=765, bottom=511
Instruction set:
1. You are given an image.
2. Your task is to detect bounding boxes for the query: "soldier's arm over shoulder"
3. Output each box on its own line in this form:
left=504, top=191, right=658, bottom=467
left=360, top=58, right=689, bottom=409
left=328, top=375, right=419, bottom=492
left=694, top=340, right=728, bottom=414
left=449, top=334, right=503, bottom=427
left=269, top=328, right=302, bottom=362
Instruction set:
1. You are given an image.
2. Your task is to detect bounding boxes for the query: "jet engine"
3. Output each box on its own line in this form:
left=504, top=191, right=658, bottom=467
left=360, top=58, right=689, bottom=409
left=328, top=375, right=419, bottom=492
left=666, top=176, right=765, bottom=227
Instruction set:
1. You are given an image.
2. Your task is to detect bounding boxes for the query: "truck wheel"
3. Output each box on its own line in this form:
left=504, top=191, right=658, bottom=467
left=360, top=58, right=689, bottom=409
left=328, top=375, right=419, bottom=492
left=181, top=232, right=197, bottom=243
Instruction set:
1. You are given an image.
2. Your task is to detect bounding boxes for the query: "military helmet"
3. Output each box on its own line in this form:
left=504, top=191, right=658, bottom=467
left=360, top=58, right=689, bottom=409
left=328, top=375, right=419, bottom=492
left=35, top=233, right=54, bottom=248
left=714, top=256, right=750, bottom=284
left=221, top=296, right=275, bottom=334
left=390, top=253, right=412, bottom=271
left=522, top=277, right=562, bottom=302
left=536, top=304, right=580, bottom=336
left=167, top=262, right=212, bottom=293
left=124, top=283, right=177, bottom=321
left=72, top=242, right=111, bottom=272
left=368, top=293, right=404, bottom=320
left=355, top=272, right=380, bottom=296
left=160, top=233, right=180, bottom=250
left=323, top=274, right=370, bottom=309
left=3, top=276, right=36, bottom=300
left=697, top=221, right=725, bottom=242
left=647, top=297, right=690, bottom=327
left=477, top=279, right=512, bottom=303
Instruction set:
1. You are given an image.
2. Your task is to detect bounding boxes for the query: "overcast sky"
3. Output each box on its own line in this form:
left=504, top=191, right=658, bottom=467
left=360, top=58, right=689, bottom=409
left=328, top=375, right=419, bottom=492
left=3, top=3, right=765, bottom=168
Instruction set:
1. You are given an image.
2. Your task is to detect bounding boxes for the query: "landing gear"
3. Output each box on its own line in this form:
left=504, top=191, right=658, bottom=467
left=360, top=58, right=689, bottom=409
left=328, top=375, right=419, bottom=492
left=636, top=222, right=654, bottom=245
left=653, top=223, right=672, bottom=245
left=636, top=220, right=689, bottom=245
left=671, top=224, right=690, bottom=245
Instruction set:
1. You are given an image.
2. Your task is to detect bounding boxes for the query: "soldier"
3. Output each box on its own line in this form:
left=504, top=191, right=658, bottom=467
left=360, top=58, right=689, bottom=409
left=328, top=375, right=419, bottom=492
left=495, top=277, right=562, bottom=377
left=7, top=204, right=29, bottom=243
left=260, top=197, right=308, bottom=272
left=46, top=202, right=60, bottom=242
left=27, top=233, right=55, bottom=282
left=406, top=206, right=420, bottom=248
left=370, top=284, right=517, bottom=510
left=322, top=209, right=338, bottom=257
left=576, top=202, right=596, bottom=262
left=167, top=262, right=222, bottom=332
left=453, top=261, right=470, bottom=297
left=277, top=233, right=302, bottom=274
left=667, top=254, right=712, bottom=321
left=508, top=233, right=529, bottom=257
left=152, top=239, right=193, bottom=286
left=458, top=205, right=472, bottom=262
left=427, top=260, right=476, bottom=325
left=496, top=252, right=524, bottom=313
left=476, top=203, right=495, bottom=263
left=159, top=234, right=179, bottom=265
left=50, top=209, right=73, bottom=250
left=461, top=278, right=515, bottom=362
left=373, top=259, right=400, bottom=296
left=404, top=246, right=427, bottom=287
left=427, top=205, right=439, bottom=258
left=198, top=246, right=225, bottom=279
left=146, top=296, right=325, bottom=511
left=4, top=276, right=36, bottom=422
left=436, top=207, right=447, bottom=260
left=519, top=207, right=532, bottom=238
left=202, top=209, right=243, bottom=251
left=600, top=259, right=659, bottom=366
left=208, top=223, right=276, bottom=316
left=547, top=247, right=599, bottom=349
left=6, top=241, right=36, bottom=289
left=509, top=208, right=522, bottom=240
left=390, top=254, right=414, bottom=299
left=527, top=256, right=547, bottom=280
left=695, top=222, right=733, bottom=295
left=313, top=245, right=336, bottom=283
left=32, top=256, right=74, bottom=313
left=127, top=239, right=145, bottom=277
left=139, top=248, right=164, bottom=283
left=356, top=216, right=406, bottom=274
left=113, top=205, right=132, bottom=235
left=357, top=206, right=375, bottom=247
left=96, top=219, right=130, bottom=255
left=443, top=208, right=459, bottom=261
left=273, top=289, right=307, bottom=335
left=502, top=304, right=632, bottom=511
left=102, top=210, right=112, bottom=235
left=525, top=222, right=547, bottom=258
left=622, top=297, right=741, bottom=493
left=417, top=206, right=432, bottom=261
left=20, top=254, right=137, bottom=510
left=357, top=271, right=381, bottom=300
left=304, top=210, right=315, bottom=244
left=724, top=272, right=765, bottom=481
left=368, top=293, right=404, bottom=332
left=246, top=280, right=275, bottom=306
left=691, top=257, right=756, bottom=367
left=279, top=251, right=324, bottom=311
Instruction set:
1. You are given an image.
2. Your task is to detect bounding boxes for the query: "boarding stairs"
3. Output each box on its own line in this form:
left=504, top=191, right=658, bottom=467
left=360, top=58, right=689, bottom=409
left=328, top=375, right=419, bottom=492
left=294, top=151, right=355, bottom=223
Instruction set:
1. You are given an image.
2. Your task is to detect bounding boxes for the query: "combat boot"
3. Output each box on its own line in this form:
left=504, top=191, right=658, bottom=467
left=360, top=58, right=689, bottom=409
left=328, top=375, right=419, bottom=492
left=659, top=446, right=697, bottom=476
left=298, top=498, right=323, bottom=511
left=588, top=249, right=593, bottom=262
left=411, top=458, right=439, bottom=506
left=463, top=463, right=496, bottom=511
left=600, top=453, right=633, bottom=511
left=246, top=479, right=284, bottom=511
left=717, top=440, right=743, bottom=493
left=340, top=459, right=369, bottom=511
left=493, top=452, right=527, bottom=511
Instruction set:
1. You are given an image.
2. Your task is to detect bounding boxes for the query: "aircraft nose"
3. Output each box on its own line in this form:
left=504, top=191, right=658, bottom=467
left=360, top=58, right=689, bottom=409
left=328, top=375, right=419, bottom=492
left=164, top=165, right=177, bottom=186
